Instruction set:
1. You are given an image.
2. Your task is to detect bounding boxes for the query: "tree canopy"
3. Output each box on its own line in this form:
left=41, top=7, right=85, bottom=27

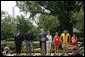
left=1, top=1, right=84, bottom=40
left=16, top=1, right=84, bottom=36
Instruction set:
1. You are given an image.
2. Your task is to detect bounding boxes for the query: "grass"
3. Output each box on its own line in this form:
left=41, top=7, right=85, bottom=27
left=1, top=38, right=84, bottom=54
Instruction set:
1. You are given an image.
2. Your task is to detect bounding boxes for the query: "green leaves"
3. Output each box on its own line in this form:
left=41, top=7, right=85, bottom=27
left=38, top=14, right=59, bottom=36
left=72, top=9, right=84, bottom=31
left=1, top=11, right=37, bottom=41
left=1, top=11, right=17, bottom=40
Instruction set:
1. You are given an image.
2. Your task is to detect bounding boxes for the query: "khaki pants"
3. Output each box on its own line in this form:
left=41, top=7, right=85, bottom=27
left=62, top=43, right=69, bottom=48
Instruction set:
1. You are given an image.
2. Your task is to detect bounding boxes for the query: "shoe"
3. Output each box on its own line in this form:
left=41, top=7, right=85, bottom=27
left=63, top=52, right=65, bottom=54
left=54, top=53, right=56, bottom=56
left=28, top=53, right=31, bottom=56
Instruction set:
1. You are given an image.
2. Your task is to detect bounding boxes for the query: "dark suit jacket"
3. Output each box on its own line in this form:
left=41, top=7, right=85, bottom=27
left=14, top=33, right=23, bottom=44
left=38, top=33, right=47, bottom=42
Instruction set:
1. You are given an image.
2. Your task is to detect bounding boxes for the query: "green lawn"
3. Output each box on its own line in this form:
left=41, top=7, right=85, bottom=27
left=1, top=38, right=84, bottom=54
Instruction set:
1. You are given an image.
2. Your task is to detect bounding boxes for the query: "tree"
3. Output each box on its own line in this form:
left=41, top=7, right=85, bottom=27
left=16, top=15, right=31, bottom=34
left=38, top=14, right=59, bottom=36
left=72, top=9, right=84, bottom=32
left=1, top=11, right=17, bottom=40
left=16, top=15, right=37, bottom=40
left=16, top=1, right=84, bottom=36
left=1, top=11, right=37, bottom=41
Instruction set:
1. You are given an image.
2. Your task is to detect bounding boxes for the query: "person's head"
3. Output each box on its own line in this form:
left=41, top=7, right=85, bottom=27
left=63, top=30, right=66, bottom=33
left=47, top=31, right=50, bottom=35
left=28, top=29, right=31, bottom=33
left=56, top=32, right=58, bottom=36
left=17, top=29, right=20, bottom=33
left=40, top=29, right=44, bottom=33
left=65, top=30, right=68, bottom=34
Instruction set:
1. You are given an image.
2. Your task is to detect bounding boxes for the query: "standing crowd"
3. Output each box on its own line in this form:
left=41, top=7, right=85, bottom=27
left=13, top=28, right=78, bottom=56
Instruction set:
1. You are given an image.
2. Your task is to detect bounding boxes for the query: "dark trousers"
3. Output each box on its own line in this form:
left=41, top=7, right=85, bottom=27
left=15, top=42, right=21, bottom=54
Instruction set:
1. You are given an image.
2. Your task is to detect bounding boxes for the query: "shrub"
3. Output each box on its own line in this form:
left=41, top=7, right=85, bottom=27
left=7, top=38, right=14, bottom=41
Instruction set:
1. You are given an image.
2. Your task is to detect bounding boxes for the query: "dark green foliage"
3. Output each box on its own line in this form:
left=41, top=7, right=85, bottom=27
left=16, top=1, right=84, bottom=37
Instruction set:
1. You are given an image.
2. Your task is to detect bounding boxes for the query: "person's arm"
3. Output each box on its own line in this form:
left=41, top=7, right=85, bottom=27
left=72, top=37, right=75, bottom=43
left=45, top=33, right=47, bottom=41
left=51, top=35, right=52, bottom=43
left=18, top=34, right=21, bottom=42
left=71, top=37, right=72, bottom=42
left=68, top=34, right=70, bottom=43
left=14, top=36, right=16, bottom=42
left=31, top=33, right=33, bottom=41
left=46, top=34, right=48, bottom=41
left=59, top=37, right=60, bottom=42
left=21, top=34, right=23, bottom=41
left=60, top=35, right=63, bottom=43
left=76, top=37, right=77, bottom=42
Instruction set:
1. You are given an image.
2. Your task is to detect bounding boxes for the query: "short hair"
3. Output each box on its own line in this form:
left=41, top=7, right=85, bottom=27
left=66, top=30, right=68, bottom=32
left=28, top=29, right=30, bottom=31
left=63, top=30, right=66, bottom=32
left=47, top=31, right=50, bottom=33
left=56, top=32, right=58, bottom=34
left=4, top=47, right=10, bottom=51
left=40, top=29, right=44, bottom=32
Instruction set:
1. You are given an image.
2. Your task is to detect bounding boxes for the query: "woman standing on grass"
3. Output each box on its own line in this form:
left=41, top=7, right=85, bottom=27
left=46, top=31, right=52, bottom=56
left=71, top=33, right=77, bottom=50
left=54, top=32, right=60, bottom=54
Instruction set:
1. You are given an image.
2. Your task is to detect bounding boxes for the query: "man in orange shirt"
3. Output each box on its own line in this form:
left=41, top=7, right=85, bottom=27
left=60, top=30, right=70, bottom=54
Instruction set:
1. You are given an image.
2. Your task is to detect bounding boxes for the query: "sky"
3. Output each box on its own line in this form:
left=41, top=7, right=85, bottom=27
left=1, top=1, right=38, bottom=27
left=1, top=1, right=24, bottom=17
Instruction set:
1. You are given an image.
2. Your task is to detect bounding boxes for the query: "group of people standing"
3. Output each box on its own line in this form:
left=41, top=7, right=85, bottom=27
left=38, top=29, right=77, bottom=55
left=14, top=29, right=77, bottom=56
left=14, top=30, right=33, bottom=55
